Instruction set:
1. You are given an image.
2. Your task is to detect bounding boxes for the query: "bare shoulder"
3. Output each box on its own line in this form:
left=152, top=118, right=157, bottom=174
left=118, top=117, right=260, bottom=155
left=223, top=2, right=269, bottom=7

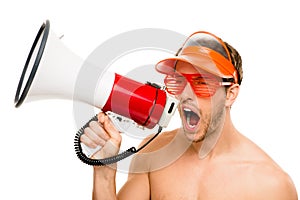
left=238, top=136, right=298, bottom=199
left=248, top=162, right=298, bottom=199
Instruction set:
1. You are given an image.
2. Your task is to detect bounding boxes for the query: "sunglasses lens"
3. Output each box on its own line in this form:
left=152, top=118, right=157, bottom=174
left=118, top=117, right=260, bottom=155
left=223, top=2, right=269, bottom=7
left=164, top=73, right=221, bottom=97
left=164, top=74, right=186, bottom=95
left=189, top=74, right=220, bottom=97
left=193, top=85, right=217, bottom=97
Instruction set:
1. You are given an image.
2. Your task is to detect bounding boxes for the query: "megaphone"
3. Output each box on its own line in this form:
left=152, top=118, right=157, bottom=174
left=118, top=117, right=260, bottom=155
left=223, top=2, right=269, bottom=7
left=14, top=20, right=178, bottom=165
left=14, top=20, right=178, bottom=128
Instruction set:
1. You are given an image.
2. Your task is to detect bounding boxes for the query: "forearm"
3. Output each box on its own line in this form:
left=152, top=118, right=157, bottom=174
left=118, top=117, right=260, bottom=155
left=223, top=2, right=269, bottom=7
left=92, top=166, right=118, bottom=200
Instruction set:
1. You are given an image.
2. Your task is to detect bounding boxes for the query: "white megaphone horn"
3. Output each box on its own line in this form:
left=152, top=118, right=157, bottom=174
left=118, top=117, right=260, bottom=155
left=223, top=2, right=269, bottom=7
left=14, top=20, right=178, bottom=129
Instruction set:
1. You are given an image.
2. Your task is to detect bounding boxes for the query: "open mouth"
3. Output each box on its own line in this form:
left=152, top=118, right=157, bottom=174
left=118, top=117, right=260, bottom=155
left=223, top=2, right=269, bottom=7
left=183, top=107, right=200, bottom=131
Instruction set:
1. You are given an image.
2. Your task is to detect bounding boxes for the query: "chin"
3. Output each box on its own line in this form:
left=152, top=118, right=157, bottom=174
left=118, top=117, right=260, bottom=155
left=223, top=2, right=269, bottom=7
left=183, top=129, right=206, bottom=143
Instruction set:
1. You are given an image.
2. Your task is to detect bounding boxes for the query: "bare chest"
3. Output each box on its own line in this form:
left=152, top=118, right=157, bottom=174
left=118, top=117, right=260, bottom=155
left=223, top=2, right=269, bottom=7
left=149, top=158, right=252, bottom=200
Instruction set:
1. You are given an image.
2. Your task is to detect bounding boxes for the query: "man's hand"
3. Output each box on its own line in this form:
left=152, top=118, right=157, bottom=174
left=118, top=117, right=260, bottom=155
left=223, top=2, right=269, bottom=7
left=80, top=112, right=122, bottom=160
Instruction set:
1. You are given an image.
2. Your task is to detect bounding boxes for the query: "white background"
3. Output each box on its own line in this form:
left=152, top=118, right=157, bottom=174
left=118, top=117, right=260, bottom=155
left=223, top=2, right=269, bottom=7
left=1, top=0, right=299, bottom=199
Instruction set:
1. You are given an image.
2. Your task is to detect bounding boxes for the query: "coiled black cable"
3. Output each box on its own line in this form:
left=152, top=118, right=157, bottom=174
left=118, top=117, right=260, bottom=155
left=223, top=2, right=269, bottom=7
left=74, top=114, right=162, bottom=166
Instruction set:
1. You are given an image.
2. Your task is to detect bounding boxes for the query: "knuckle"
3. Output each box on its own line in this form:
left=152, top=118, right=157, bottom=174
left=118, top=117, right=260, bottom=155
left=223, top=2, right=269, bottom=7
left=79, top=134, right=87, bottom=143
left=98, top=139, right=106, bottom=147
left=80, top=135, right=96, bottom=148
left=95, top=136, right=104, bottom=145
left=89, top=121, right=97, bottom=127
left=86, top=141, right=97, bottom=148
left=84, top=127, right=91, bottom=134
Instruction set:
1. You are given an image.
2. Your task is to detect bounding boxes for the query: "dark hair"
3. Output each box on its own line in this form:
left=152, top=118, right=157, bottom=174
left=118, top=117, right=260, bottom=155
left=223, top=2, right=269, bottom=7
left=183, top=36, right=243, bottom=85
left=177, top=32, right=243, bottom=85
left=224, top=42, right=243, bottom=85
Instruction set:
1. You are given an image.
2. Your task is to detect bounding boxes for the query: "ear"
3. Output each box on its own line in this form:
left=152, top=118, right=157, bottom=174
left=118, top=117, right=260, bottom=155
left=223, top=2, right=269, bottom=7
left=225, top=84, right=240, bottom=107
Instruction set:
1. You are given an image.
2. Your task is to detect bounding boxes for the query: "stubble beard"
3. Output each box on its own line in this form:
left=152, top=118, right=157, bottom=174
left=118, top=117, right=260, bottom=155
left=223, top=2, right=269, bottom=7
left=184, top=104, right=226, bottom=144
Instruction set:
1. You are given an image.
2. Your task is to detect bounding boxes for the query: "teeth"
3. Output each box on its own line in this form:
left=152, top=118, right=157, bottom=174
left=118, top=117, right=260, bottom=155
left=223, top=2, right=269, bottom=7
left=184, top=108, right=192, bottom=112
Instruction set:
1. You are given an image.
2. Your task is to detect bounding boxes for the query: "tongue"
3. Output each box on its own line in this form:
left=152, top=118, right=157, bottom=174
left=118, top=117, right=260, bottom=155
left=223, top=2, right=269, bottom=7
left=189, top=113, right=199, bottom=126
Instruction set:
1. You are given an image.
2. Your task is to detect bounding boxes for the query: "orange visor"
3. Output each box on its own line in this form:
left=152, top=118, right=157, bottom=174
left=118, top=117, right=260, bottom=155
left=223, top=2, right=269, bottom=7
left=155, top=31, right=239, bottom=84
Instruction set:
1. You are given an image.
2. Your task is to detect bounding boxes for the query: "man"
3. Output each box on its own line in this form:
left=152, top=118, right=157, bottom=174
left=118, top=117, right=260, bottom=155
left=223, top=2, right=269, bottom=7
left=80, top=31, right=298, bottom=199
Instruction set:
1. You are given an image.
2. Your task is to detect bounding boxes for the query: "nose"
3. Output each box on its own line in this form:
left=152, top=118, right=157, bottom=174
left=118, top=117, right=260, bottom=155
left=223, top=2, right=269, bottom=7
left=178, top=82, right=197, bottom=100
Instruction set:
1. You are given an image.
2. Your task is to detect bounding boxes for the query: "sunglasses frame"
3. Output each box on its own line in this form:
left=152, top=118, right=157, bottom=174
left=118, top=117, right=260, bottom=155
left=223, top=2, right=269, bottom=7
left=164, top=72, right=234, bottom=97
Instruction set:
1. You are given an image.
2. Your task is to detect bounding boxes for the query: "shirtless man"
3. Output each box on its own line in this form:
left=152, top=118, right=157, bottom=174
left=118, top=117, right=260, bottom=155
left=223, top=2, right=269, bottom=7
left=80, top=31, right=298, bottom=199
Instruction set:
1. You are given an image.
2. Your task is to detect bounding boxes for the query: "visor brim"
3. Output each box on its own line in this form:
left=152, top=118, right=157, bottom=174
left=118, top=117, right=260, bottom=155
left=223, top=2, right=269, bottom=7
left=155, top=46, right=237, bottom=81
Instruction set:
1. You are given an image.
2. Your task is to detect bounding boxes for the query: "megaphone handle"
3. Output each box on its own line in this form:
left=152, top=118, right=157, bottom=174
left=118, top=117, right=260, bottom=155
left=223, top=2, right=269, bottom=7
left=74, top=114, right=162, bottom=166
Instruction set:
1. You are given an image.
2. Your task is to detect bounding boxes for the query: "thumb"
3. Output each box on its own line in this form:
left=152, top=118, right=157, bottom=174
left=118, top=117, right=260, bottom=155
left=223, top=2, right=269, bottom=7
left=98, top=113, right=122, bottom=147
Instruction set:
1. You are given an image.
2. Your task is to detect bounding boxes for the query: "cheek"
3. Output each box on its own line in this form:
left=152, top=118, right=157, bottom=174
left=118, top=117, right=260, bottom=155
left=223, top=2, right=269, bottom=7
left=196, top=97, right=212, bottom=112
left=211, top=88, right=226, bottom=106
left=215, top=87, right=227, bottom=99
left=196, top=92, right=225, bottom=118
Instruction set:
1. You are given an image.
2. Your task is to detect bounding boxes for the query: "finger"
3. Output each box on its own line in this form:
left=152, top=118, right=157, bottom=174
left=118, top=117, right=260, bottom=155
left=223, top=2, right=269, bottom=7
left=98, top=113, right=119, bottom=134
left=84, top=127, right=106, bottom=147
left=89, top=121, right=110, bottom=141
left=98, top=112, right=122, bottom=147
left=97, top=112, right=107, bottom=124
left=80, top=134, right=98, bottom=149
left=102, top=115, right=122, bottom=146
